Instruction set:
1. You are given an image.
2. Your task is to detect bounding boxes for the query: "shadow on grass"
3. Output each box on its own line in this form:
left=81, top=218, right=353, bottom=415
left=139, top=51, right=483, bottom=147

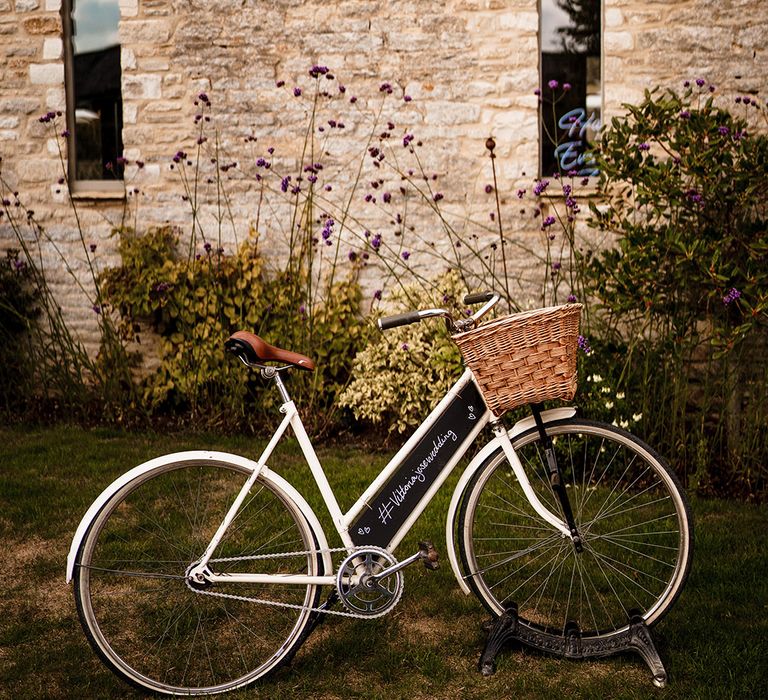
left=0, top=425, right=766, bottom=699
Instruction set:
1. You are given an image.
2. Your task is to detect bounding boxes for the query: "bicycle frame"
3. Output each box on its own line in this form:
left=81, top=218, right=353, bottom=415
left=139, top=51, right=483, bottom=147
left=184, top=368, right=574, bottom=589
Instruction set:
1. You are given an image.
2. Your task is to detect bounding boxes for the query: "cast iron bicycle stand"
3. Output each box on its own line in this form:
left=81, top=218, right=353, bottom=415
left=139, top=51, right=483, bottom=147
left=479, top=606, right=668, bottom=688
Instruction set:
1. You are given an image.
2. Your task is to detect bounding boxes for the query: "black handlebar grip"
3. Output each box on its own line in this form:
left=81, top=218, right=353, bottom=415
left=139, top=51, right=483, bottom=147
left=463, top=291, right=494, bottom=305
left=378, top=311, right=422, bottom=331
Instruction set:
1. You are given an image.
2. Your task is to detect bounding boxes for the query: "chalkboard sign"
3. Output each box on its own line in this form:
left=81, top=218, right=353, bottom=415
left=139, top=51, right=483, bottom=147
left=350, top=382, right=486, bottom=548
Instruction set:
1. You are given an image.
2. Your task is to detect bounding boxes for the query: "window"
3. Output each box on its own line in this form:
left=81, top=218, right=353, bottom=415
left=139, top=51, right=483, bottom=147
left=62, top=0, right=124, bottom=191
left=540, top=0, right=601, bottom=177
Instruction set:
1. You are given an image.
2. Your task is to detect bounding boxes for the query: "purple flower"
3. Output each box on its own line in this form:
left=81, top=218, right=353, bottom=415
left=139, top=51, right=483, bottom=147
left=567, top=294, right=578, bottom=303
left=485, top=184, right=493, bottom=194
left=89, top=243, right=97, bottom=253
left=695, top=78, right=706, bottom=87
left=637, top=142, right=651, bottom=151
left=534, top=88, right=541, bottom=96
left=516, top=189, right=526, bottom=199
left=401, top=343, right=409, bottom=350
left=203, top=242, right=212, bottom=253
left=551, top=261, right=562, bottom=272
left=679, top=110, right=691, bottom=119
left=722, top=288, right=741, bottom=305
left=718, top=126, right=730, bottom=136
left=293, top=87, right=302, bottom=97
left=373, top=289, right=382, bottom=300
left=533, top=179, right=550, bottom=196
left=433, top=193, right=444, bottom=202
left=403, top=133, right=414, bottom=148
left=577, top=335, right=592, bottom=354
left=548, top=79, right=559, bottom=89
left=370, top=233, right=382, bottom=250
left=542, top=215, right=556, bottom=228
left=281, top=176, right=291, bottom=193
left=404, top=95, right=412, bottom=102
left=401, top=251, right=410, bottom=261
left=562, top=82, right=572, bottom=91
left=322, top=217, right=334, bottom=240
left=92, top=304, right=102, bottom=315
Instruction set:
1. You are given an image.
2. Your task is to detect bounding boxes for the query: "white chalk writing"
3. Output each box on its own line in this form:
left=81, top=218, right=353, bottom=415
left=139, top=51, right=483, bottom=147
left=376, top=430, right=458, bottom=525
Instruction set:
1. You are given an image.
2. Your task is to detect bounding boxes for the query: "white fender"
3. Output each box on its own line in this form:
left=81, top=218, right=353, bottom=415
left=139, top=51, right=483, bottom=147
left=66, top=450, right=332, bottom=583
left=445, top=407, right=577, bottom=595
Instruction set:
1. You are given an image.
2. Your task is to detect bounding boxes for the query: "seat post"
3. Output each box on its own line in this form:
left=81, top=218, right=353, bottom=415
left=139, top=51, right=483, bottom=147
left=262, top=367, right=291, bottom=404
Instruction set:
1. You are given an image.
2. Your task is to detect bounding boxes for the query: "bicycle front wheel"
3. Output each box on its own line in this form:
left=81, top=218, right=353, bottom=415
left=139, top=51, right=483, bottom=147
left=458, top=419, right=693, bottom=639
left=74, top=457, right=322, bottom=695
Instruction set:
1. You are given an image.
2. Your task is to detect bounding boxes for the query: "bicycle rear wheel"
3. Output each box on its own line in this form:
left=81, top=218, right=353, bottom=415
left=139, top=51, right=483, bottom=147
left=74, top=457, right=322, bottom=695
left=458, top=419, right=692, bottom=639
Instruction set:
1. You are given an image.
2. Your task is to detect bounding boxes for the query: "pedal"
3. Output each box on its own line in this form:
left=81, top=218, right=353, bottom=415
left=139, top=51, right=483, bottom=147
left=418, top=540, right=440, bottom=570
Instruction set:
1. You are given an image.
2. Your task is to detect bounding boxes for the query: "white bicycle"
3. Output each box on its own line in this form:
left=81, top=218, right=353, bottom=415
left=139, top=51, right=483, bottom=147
left=66, top=292, right=693, bottom=695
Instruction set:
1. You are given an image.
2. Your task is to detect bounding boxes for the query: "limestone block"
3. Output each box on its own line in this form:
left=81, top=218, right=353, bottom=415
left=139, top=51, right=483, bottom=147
left=123, top=74, right=163, bottom=99
left=45, top=87, right=65, bottom=111
left=121, top=48, right=137, bottom=71
left=29, top=63, right=64, bottom=85
left=123, top=103, right=138, bottom=124
left=43, top=37, right=62, bottom=59
left=0, top=116, right=20, bottom=129
left=604, top=31, right=634, bottom=52
left=119, top=19, right=173, bottom=44
left=605, top=8, right=624, bottom=28
left=119, top=0, right=139, bottom=17
left=15, top=0, right=40, bottom=10
left=16, top=158, right=56, bottom=183
left=22, top=16, right=59, bottom=34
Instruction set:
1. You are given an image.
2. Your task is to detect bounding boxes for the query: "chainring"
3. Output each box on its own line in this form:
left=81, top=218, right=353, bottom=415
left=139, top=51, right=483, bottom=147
left=335, top=547, right=404, bottom=618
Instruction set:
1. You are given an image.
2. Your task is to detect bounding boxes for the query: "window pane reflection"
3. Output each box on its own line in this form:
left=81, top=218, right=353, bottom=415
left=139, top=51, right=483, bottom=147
left=540, top=0, right=601, bottom=177
left=69, top=0, right=123, bottom=180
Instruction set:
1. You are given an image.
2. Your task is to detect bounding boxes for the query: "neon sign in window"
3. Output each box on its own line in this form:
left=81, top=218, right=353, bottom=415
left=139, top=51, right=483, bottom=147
left=540, top=0, right=601, bottom=177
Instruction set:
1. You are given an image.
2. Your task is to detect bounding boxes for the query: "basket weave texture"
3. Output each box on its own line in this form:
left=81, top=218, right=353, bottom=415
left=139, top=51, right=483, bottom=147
left=453, top=303, right=582, bottom=415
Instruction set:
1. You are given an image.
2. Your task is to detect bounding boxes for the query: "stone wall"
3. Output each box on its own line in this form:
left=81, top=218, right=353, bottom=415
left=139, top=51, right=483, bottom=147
left=1, top=0, right=766, bottom=350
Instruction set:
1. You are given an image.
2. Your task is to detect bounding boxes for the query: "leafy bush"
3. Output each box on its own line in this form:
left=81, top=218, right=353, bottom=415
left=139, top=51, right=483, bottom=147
left=339, top=271, right=466, bottom=434
left=100, top=226, right=366, bottom=433
left=584, top=83, right=768, bottom=499
left=0, top=249, right=39, bottom=413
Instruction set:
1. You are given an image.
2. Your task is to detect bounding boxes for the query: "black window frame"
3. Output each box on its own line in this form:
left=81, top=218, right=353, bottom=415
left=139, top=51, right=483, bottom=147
left=539, top=0, right=602, bottom=178
left=61, top=0, right=125, bottom=195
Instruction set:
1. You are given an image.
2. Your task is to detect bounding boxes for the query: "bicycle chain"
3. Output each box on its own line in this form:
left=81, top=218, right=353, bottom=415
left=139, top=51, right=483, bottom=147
left=185, top=546, right=400, bottom=620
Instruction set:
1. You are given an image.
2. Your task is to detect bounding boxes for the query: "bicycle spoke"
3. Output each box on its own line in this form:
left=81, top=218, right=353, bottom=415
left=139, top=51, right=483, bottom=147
left=461, top=419, right=692, bottom=639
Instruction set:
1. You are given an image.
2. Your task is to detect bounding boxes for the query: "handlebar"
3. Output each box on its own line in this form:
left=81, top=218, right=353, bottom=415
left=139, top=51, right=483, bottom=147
left=377, top=291, right=500, bottom=333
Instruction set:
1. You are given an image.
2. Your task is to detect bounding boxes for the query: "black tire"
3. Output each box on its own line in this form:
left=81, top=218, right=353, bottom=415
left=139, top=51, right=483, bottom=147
left=458, top=419, right=693, bottom=639
left=74, top=458, right=322, bottom=695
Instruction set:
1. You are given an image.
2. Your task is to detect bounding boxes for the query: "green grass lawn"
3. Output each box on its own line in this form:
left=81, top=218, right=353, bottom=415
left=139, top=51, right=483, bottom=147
left=0, top=424, right=766, bottom=699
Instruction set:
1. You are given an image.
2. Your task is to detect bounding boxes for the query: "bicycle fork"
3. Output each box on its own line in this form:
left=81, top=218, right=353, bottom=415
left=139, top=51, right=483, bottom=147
left=531, top=403, right=583, bottom=552
left=492, top=409, right=582, bottom=551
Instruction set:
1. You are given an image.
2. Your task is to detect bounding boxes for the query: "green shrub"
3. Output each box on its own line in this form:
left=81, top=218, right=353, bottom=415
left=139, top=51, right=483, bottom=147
left=0, top=249, right=39, bottom=414
left=339, top=271, right=466, bottom=434
left=584, top=83, right=768, bottom=499
left=100, top=226, right=366, bottom=433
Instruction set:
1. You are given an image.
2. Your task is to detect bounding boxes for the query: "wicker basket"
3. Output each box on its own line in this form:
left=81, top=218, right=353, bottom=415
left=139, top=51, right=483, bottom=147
left=453, top=303, right=582, bottom=415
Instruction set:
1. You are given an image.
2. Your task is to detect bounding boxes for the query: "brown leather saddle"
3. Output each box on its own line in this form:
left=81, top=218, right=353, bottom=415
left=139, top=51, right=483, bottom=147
left=225, top=331, right=316, bottom=371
